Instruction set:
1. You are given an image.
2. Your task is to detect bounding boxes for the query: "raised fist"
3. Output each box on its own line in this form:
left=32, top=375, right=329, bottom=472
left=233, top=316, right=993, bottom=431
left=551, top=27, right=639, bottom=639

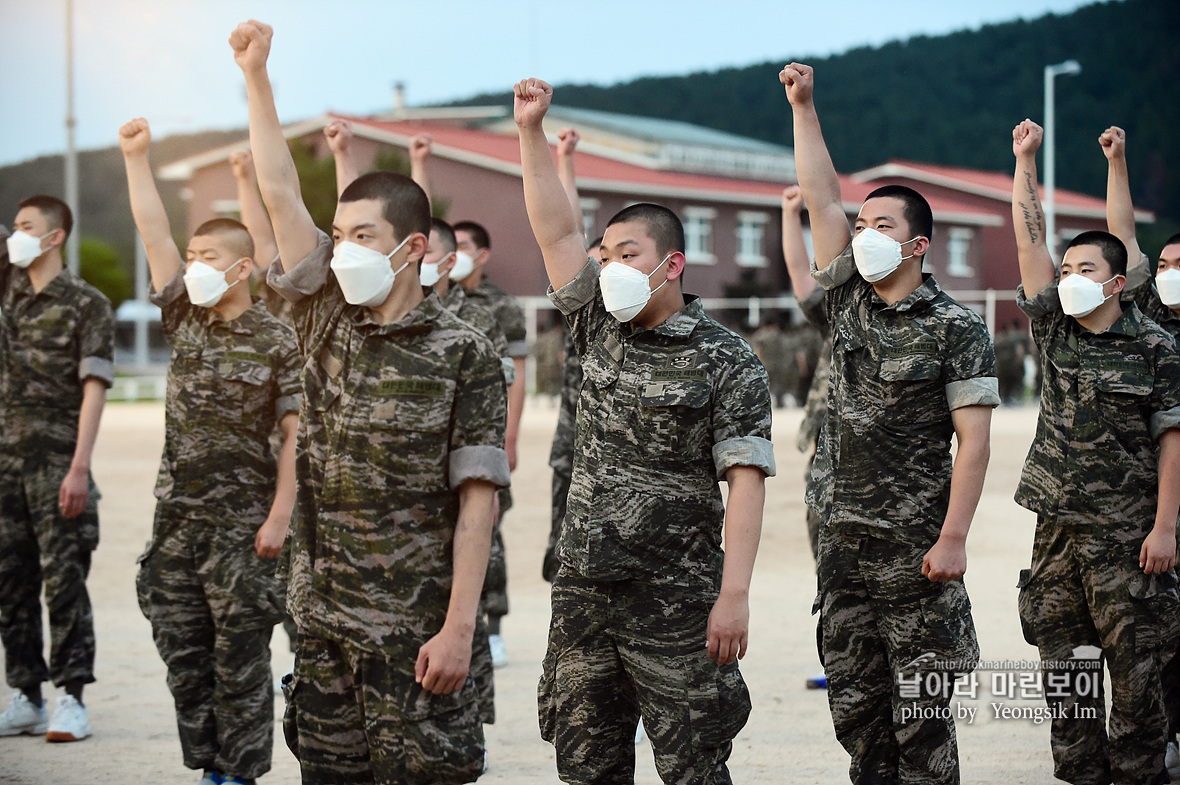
left=513, top=78, right=553, bottom=129
left=410, top=134, right=433, bottom=164
left=557, top=127, right=580, bottom=157
left=323, top=119, right=353, bottom=154
left=1012, top=119, right=1043, bottom=158
left=229, top=150, right=255, bottom=180
left=229, top=20, right=273, bottom=72
left=782, top=185, right=804, bottom=215
left=779, top=63, right=814, bottom=106
left=118, top=117, right=151, bottom=156
left=1098, top=126, right=1126, bottom=160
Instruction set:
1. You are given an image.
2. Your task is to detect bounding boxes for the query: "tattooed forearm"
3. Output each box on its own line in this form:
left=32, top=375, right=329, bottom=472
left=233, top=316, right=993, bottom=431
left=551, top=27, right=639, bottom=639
left=1020, top=171, right=1045, bottom=242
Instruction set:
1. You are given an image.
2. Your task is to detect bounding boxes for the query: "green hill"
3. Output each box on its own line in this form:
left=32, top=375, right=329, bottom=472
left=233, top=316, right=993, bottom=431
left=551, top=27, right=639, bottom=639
left=452, top=0, right=1179, bottom=236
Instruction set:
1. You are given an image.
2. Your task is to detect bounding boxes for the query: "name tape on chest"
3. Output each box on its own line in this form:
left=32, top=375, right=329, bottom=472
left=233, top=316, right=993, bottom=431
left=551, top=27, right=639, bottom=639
left=375, top=379, right=448, bottom=397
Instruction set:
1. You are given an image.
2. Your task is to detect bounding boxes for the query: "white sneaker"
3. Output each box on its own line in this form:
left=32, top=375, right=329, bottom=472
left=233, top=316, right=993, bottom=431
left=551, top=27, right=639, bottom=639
left=45, top=695, right=91, bottom=742
left=1167, top=740, right=1180, bottom=779
left=634, top=719, right=646, bottom=745
left=488, top=634, right=508, bottom=668
left=0, top=691, right=49, bottom=736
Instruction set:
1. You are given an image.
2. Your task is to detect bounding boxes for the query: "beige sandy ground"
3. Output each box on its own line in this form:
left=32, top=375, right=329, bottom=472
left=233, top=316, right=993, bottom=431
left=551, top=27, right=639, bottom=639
left=0, top=401, right=1070, bottom=784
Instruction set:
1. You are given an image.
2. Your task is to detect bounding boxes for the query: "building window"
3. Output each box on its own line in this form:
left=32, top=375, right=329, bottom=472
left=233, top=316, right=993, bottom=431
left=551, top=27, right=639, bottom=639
left=946, top=227, right=974, bottom=277
left=683, top=206, right=716, bottom=264
left=579, top=197, right=599, bottom=241
left=736, top=211, right=768, bottom=267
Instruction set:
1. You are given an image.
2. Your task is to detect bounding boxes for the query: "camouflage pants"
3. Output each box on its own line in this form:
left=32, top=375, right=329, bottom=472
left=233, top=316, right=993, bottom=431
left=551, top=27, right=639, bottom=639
left=543, top=468, right=572, bottom=583
left=1017, top=520, right=1177, bottom=785
left=286, top=633, right=484, bottom=785
left=815, top=528, right=978, bottom=785
left=539, top=569, right=750, bottom=785
left=0, top=457, right=98, bottom=691
left=135, top=510, right=285, bottom=779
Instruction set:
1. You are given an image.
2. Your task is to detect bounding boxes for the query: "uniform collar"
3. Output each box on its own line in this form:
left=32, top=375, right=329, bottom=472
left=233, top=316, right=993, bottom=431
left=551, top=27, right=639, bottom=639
left=875, top=273, right=941, bottom=313
left=624, top=295, right=704, bottom=340
left=202, top=297, right=267, bottom=335
left=349, top=290, right=445, bottom=334
left=16, top=265, right=74, bottom=301
left=441, top=283, right=466, bottom=314
left=1105, top=302, right=1142, bottom=337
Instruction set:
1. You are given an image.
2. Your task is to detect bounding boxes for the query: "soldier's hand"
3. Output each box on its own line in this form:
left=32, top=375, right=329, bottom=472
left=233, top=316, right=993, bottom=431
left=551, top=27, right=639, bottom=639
left=254, top=515, right=287, bottom=559
left=58, top=466, right=88, bottom=520
left=415, top=625, right=472, bottom=695
left=119, top=118, right=151, bottom=157
left=229, top=150, right=255, bottom=181
left=557, top=127, right=579, bottom=157
left=410, top=134, right=432, bottom=164
left=1012, top=119, right=1043, bottom=159
left=323, top=119, right=353, bottom=155
left=1140, top=527, right=1177, bottom=574
left=706, top=591, right=749, bottom=665
left=922, top=535, right=966, bottom=581
left=1098, top=126, right=1126, bottom=161
left=513, top=78, right=552, bottom=129
left=782, top=185, right=804, bottom=215
left=779, top=62, right=814, bottom=106
left=229, top=19, right=272, bottom=73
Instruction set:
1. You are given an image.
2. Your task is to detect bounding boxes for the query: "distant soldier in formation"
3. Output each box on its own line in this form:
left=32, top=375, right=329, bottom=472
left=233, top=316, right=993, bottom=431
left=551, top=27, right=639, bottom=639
left=121, top=116, right=300, bottom=785
left=0, top=196, right=113, bottom=744
left=994, top=320, right=1029, bottom=404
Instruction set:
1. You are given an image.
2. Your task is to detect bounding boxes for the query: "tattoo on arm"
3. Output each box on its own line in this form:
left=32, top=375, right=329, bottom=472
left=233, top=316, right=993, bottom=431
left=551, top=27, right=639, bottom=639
left=1021, top=171, right=1044, bottom=243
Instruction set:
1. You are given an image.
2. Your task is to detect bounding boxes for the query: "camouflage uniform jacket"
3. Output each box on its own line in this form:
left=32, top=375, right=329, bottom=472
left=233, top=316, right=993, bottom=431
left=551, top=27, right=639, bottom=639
left=1122, top=252, right=1180, bottom=339
left=808, top=244, right=999, bottom=546
left=150, top=271, right=302, bottom=513
left=1016, top=278, right=1180, bottom=533
left=548, top=259, right=776, bottom=588
left=796, top=286, right=831, bottom=453
left=547, top=329, right=582, bottom=475
left=0, top=235, right=115, bottom=457
left=267, top=231, right=510, bottom=655
left=466, top=278, right=529, bottom=359
left=441, top=283, right=516, bottom=386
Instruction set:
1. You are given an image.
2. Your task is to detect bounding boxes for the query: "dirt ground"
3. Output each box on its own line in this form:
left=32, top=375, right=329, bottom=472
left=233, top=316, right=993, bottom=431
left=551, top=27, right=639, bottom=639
left=0, top=401, right=1067, bottom=784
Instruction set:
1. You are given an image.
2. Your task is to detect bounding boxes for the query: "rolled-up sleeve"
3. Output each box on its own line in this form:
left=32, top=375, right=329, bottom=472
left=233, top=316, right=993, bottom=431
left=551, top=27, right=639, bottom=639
left=267, top=231, right=334, bottom=305
left=448, top=332, right=510, bottom=490
left=78, top=293, right=115, bottom=388
left=714, top=436, right=776, bottom=479
left=548, top=258, right=601, bottom=316
left=811, top=243, right=858, bottom=290
left=946, top=377, right=1000, bottom=410
left=450, top=445, right=511, bottom=488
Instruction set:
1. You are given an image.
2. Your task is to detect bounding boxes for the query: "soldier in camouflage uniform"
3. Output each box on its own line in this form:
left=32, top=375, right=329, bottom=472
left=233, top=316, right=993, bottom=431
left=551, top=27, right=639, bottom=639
left=235, top=20, right=509, bottom=784
left=0, top=197, right=113, bottom=742
left=751, top=317, right=791, bottom=407
left=1104, top=127, right=1180, bottom=773
left=544, top=327, right=582, bottom=583
left=121, top=118, right=301, bottom=785
left=452, top=220, right=527, bottom=664
left=784, top=63, right=998, bottom=784
left=231, top=150, right=294, bottom=326
left=1011, top=119, right=1180, bottom=785
left=423, top=216, right=514, bottom=727
left=517, top=78, right=775, bottom=785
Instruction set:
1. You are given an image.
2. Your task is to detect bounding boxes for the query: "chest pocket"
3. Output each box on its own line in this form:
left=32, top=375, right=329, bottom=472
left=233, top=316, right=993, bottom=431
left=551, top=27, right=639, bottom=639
left=1095, top=359, right=1153, bottom=397
left=370, top=378, right=455, bottom=433
left=878, top=354, right=941, bottom=383
left=215, top=357, right=273, bottom=418
left=26, top=310, right=73, bottom=352
left=639, top=380, right=711, bottom=463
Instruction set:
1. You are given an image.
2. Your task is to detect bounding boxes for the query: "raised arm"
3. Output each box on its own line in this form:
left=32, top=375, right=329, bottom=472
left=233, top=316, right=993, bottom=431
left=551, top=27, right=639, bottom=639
left=230, top=150, right=278, bottom=269
left=409, top=134, right=434, bottom=206
left=514, top=78, right=588, bottom=290
left=780, top=63, right=849, bottom=270
left=230, top=20, right=320, bottom=270
left=556, top=127, right=582, bottom=228
left=324, top=119, right=361, bottom=199
left=119, top=118, right=184, bottom=291
left=1100, top=126, right=1143, bottom=266
left=781, top=185, right=815, bottom=301
left=1011, top=120, right=1056, bottom=298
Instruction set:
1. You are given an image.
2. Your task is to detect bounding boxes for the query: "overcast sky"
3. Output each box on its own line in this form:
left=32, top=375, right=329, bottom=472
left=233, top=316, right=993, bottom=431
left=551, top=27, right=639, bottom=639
left=1, top=0, right=1101, bottom=167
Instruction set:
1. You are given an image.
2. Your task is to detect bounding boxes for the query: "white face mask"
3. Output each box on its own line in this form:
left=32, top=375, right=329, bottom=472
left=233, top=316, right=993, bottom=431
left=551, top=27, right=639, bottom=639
left=1156, top=268, right=1180, bottom=308
left=851, top=227, right=918, bottom=283
left=420, top=252, right=452, bottom=288
left=1058, top=273, right=1116, bottom=318
left=599, top=253, right=671, bottom=322
left=449, top=250, right=475, bottom=282
left=6, top=230, right=54, bottom=268
left=184, top=257, right=244, bottom=308
left=330, top=236, right=411, bottom=307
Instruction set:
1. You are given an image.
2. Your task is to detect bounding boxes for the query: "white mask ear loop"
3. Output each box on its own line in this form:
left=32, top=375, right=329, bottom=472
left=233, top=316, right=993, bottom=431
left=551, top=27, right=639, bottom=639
left=388, top=234, right=412, bottom=278
left=648, top=252, right=672, bottom=296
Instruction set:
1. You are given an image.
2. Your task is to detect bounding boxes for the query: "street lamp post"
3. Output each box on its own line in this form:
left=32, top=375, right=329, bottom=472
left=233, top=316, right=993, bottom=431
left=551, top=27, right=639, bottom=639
left=1043, top=59, right=1081, bottom=262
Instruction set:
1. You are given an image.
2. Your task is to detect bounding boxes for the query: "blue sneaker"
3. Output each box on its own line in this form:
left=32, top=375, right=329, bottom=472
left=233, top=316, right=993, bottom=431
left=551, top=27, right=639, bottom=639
left=221, top=776, right=256, bottom=785
left=198, top=772, right=222, bottom=785
left=805, top=673, right=827, bottom=690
